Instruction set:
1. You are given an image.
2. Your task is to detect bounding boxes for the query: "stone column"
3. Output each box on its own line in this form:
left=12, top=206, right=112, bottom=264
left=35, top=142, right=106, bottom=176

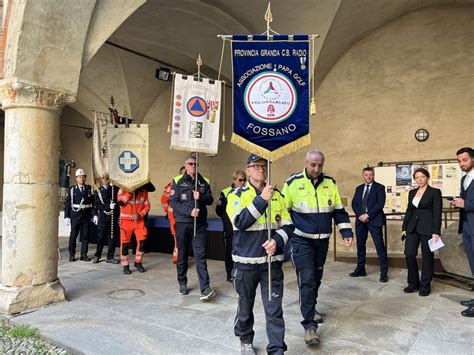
left=0, top=80, right=75, bottom=314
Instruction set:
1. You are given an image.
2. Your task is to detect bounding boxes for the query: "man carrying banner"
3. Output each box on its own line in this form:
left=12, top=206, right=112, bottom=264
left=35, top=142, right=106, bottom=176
left=117, top=186, right=150, bottom=274
left=93, top=174, right=120, bottom=264
left=161, top=166, right=185, bottom=264
left=282, top=150, right=353, bottom=346
left=227, top=154, right=290, bottom=355
left=64, top=168, right=94, bottom=262
left=169, top=153, right=216, bottom=301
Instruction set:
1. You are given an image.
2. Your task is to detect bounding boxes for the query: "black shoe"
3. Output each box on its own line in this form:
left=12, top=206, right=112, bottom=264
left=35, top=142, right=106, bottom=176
left=403, top=285, right=419, bottom=293
left=418, top=289, right=430, bottom=297
left=179, top=284, right=188, bottom=295
left=69, top=256, right=76, bottom=262
left=200, top=287, right=217, bottom=301
left=379, top=273, right=388, bottom=283
left=106, top=258, right=120, bottom=264
left=226, top=275, right=234, bottom=283
left=80, top=256, right=91, bottom=262
left=92, top=257, right=100, bottom=264
left=349, top=269, right=366, bottom=277
left=123, top=265, right=131, bottom=274
left=460, top=299, right=474, bottom=307
left=461, top=306, right=474, bottom=317
left=314, top=309, right=323, bottom=324
left=134, top=262, right=145, bottom=273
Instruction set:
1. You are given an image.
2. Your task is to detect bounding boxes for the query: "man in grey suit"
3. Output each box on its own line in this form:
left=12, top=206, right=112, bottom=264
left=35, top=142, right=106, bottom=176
left=452, top=147, right=474, bottom=317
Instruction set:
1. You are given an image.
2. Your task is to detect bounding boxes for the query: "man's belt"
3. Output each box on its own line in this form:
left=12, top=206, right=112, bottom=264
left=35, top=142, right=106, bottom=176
left=72, top=204, right=92, bottom=209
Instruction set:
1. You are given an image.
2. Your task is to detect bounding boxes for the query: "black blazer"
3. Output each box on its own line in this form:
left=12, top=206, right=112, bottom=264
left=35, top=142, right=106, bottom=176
left=458, top=175, right=474, bottom=234
left=402, top=185, right=442, bottom=236
left=351, top=181, right=386, bottom=227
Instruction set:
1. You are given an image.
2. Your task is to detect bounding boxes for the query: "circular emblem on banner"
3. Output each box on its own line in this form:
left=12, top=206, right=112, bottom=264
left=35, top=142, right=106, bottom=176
left=118, top=151, right=139, bottom=173
left=186, top=96, right=208, bottom=117
left=244, top=71, right=297, bottom=124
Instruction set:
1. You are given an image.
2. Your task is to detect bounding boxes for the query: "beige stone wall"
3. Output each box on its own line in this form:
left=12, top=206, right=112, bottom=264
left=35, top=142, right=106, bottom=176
left=59, top=107, right=93, bottom=187
left=317, top=6, right=474, bottom=256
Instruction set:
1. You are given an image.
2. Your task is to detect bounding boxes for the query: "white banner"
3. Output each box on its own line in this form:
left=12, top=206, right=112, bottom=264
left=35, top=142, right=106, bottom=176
left=107, top=124, right=149, bottom=192
left=92, top=111, right=110, bottom=181
left=170, top=73, right=222, bottom=154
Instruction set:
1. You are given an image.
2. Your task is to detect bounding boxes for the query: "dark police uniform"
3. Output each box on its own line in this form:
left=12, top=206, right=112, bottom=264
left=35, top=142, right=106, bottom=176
left=94, top=184, right=120, bottom=262
left=65, top=184, right=94, bottom=260
left=215, top=184, right=236, bottom=281
left=169, top=172, right=214, bottom=295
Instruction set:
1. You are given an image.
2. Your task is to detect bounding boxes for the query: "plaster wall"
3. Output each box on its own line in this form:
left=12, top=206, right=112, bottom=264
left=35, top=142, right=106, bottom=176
left=315, top=6, right=474, bottom=255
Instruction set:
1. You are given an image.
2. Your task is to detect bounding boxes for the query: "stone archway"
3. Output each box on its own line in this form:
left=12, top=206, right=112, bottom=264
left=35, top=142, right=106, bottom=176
left=0, top=0, right=144, bottom=314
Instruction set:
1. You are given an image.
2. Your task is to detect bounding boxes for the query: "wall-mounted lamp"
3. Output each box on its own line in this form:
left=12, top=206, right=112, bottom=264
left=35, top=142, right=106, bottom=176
left=156, top=68, right=171, bottom=81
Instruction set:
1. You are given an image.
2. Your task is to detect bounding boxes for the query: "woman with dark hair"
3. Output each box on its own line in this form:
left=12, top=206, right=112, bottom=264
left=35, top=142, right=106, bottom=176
left=402, top=168, right=442, bottom=296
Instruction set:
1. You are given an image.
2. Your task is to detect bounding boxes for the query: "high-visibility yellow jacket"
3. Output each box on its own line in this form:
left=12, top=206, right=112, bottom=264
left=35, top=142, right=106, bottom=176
left=282, top=169, right=353, bottom=239
left=226, top=182, right=291, bottom=270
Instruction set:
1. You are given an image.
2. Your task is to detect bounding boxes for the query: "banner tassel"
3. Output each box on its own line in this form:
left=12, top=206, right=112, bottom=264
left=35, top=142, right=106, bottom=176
left=209, top=108, right=216, bottom=123
left=310, top=97, right=316, bottom=116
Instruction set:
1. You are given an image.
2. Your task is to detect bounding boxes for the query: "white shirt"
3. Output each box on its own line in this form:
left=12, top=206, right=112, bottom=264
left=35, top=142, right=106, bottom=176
left=464, top=170, right=474, bottom=191
left=362, top=182, right=373, bottom=197
left=412, top=196, right=421, bottom=208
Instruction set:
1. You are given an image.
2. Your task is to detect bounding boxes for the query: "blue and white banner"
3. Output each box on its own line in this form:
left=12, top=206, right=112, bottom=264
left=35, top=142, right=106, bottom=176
left=107, top=124, right=149, bottom=192
left=231, top=35, right=310, bottom=161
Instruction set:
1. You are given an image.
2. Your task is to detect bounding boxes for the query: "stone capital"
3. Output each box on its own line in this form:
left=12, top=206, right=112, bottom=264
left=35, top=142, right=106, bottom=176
left=0, top=79, right=76, bottom=112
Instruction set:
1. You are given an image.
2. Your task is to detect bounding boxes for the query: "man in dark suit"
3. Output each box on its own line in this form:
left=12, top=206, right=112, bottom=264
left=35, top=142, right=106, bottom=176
left=452, top=147, right=474, bottom=317
left=350, top=167, right=388, bottom=282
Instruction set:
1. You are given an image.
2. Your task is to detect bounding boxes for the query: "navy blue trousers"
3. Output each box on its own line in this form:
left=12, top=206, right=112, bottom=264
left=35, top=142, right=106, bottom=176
left=355, top=222, right=388, bottom=274
left=175, top=222, right=210, bottom=293
left=290, top=237, right=329, bottom=330
left=233, top=265, right=286, bottom=355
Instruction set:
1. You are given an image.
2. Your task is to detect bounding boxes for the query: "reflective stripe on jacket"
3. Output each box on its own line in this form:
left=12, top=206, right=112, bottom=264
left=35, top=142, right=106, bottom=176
left=226, top=183, right=290, bottom=270
left=281, top=169, right=353, bottom=239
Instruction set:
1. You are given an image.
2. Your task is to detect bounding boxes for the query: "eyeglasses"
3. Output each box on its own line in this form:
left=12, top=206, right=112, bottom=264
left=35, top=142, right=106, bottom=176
left=238, top=178, right=246, bottom=182
left=249, top=165, right=266, bottom=171
left=186, top=162, right=198, bottom=167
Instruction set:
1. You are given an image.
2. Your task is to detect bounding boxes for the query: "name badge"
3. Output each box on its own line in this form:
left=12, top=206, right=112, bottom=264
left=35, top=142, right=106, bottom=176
left=180, top=193, right=188, bottom=202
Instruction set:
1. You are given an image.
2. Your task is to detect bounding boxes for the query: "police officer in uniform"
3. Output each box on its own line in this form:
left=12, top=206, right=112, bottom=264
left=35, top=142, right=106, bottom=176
left=226, top=154, right=290, bottom=355
left=282, top=150, right=353, bottom=346
left=169, top=153, right=216, bottom=301
left=64, top=168, right=94, bottom=262
left=215, top=170, right=246, bottom=282
left=93, top=175, right=120, bottom=264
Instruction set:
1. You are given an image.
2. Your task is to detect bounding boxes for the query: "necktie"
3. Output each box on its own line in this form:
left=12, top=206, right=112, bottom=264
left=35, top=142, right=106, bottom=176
left=361, top=184, right=370, bottom=213
left=80, top=187, right=84, bottom=194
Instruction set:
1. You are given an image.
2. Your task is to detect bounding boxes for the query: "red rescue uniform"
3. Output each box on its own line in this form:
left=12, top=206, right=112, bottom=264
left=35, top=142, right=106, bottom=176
left=161, top=181, right=178, bottom=263
left=118, top=188, right=150, bottom=266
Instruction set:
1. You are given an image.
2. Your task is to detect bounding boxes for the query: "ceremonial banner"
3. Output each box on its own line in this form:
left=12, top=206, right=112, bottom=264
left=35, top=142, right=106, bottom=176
left=107, top=124, right=149, bottom=191
left=170, top=73, right=222, bottom=154
left=232, top=35, right=310, bottom=161
left=92, top=111, right=110, bottom=181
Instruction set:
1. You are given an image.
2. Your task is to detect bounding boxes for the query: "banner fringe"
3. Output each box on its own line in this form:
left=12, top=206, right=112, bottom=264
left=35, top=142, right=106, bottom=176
left=110, top=178, right=150, bottom=193
left=231, top=133, right=311, bottom=162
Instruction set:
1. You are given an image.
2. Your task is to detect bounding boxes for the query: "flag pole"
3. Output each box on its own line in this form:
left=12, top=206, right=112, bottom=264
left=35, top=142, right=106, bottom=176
left=193, top=54, right=203, bottom=238
left=264, top=2, right=274, bottom=302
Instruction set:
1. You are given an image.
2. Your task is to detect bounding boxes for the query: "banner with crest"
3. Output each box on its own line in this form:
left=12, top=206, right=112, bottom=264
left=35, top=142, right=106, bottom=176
left=170, top=73, right=222, bottom=154
left=231, top=35, right=310, bottom=161
left=107, top=125, right=150, bottom=192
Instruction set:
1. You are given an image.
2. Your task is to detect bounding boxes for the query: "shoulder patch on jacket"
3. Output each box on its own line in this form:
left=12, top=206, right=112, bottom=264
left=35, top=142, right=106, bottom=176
left=323, top=174, right=336, bottom=184
left=286, top=172, right=304, bottom=185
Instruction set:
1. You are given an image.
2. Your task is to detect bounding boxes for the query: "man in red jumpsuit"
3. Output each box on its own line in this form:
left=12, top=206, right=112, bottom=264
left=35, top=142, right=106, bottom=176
left=117, top=186, right=150, bottom=274
left=161, top=166, right=185, bottom=264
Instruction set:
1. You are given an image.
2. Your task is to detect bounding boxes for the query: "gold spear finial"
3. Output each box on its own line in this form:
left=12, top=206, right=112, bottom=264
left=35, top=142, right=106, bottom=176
left=197, top=54, right=202, bottom=79
left=265, top=2, right=273, bottom=36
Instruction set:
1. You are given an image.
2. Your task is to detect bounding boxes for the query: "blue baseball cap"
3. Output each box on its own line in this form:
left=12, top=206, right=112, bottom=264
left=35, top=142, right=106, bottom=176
left=246, top=154, right=267, bottom=166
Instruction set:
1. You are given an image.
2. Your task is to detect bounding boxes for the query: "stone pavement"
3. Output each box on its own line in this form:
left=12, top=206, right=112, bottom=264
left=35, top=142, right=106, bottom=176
left=6, top=240, right=474, bottom=354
